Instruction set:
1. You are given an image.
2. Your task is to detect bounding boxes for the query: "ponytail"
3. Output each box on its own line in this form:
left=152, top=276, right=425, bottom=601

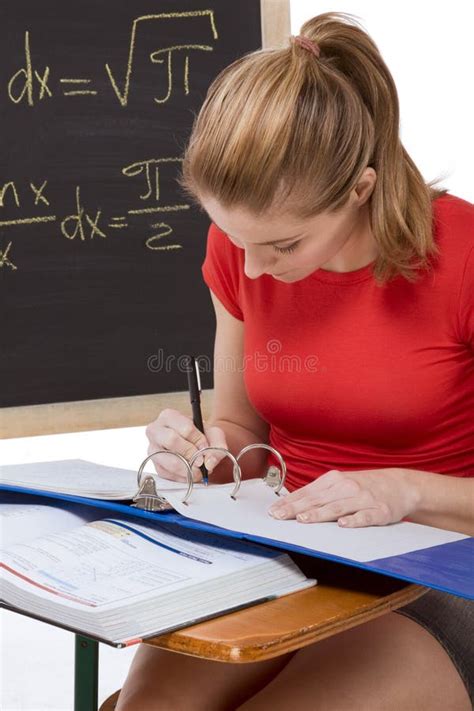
left=180, top=12, right=447, bottom=284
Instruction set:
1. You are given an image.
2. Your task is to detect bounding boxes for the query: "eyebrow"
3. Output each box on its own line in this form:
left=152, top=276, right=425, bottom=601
left=212, top=221, right=303, bottom=246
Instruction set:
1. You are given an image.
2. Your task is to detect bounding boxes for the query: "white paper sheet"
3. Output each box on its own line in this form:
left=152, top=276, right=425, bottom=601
left=160, top=478, right=469, bottom=562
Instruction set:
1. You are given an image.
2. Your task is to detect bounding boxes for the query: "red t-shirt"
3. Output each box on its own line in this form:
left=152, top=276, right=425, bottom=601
left=202, top=193, right=474, bottom=490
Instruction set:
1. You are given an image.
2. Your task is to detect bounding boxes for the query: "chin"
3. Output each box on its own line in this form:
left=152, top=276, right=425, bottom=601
left=272, top=269, right=311, bottom=282
left=272, top=274, right=295, bottom=282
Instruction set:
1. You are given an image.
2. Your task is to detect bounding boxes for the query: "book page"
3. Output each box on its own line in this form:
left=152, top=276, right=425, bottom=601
left=0, top=459, right=138, bottom=498
left=160, top=478, right=469, bottom=563
left=1, top=516, right=298, bottom=610
left=0, top=497, right=98, bottom=547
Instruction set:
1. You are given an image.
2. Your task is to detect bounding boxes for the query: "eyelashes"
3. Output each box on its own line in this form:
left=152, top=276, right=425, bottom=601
left=225, top=232, right=300, bottom=255
left=273, top=242, right=299, bottom=254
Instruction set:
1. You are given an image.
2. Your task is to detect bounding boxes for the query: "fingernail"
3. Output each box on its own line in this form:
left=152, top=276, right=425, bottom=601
left=195, top=455, right=204, bottom=467
left=297, top=513, right=309, bottom=522
left=270, top=507, right=288, bottom=519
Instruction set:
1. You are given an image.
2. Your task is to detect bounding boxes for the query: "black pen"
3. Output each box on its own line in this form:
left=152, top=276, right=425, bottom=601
left=186, top=355, right=209, bottom=485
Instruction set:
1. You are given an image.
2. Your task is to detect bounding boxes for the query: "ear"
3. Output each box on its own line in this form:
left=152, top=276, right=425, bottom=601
left=353, top=167, right=377, bottom=204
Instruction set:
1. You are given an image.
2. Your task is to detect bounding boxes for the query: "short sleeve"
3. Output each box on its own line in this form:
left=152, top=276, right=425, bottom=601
left=201, top=223, right=244, bottom=321
left=457, top=245, right=474, bottom=350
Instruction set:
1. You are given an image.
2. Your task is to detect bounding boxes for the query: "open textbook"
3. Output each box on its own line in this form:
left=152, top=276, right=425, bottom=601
left=0, top=497, right=315, bottom=647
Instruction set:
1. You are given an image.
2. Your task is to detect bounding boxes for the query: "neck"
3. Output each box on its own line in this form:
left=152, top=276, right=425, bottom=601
left=322, top=204, right=378, bottom=273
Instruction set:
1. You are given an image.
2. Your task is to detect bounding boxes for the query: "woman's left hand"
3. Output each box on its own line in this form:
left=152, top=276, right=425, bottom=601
left=268, top=468, right=422, bottom=528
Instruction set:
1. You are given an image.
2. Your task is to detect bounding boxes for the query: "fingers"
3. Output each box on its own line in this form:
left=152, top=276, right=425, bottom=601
left=202, top=424, right=229, bottom=473
left=270, top=470, right=343, bottom=508
left=269, top=480, right=374, bottom=523
left=295, top=498, right=371, bottom=524
left=338, top=503, right=392, bottom=528
left=145, top=409, right=228, bottom=482
left=146, top=408, right=208, bottom=481
left=269, top=495, right=359, bottom=522
left=146, top=443, right=202, bottom=483
left=269, top=471, right=350, bottom=514
left=269, top=496, right=389, bottom=527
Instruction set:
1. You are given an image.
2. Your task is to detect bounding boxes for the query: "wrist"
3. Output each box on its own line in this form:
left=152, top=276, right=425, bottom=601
left=399, top=468, right=474, bottom=535
left=400, top=467, right=425, bottom=515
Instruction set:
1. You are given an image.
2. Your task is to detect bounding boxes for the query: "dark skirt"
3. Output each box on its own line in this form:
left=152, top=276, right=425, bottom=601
left=394, top=588, right=474, bottom=706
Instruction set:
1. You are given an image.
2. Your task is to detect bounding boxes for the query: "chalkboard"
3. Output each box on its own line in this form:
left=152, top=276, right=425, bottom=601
left=0, top=1, right=290, bottom=434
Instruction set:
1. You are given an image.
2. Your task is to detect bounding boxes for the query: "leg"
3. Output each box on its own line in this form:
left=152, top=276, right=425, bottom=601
left=115, top=644, right=293, bottom=711
left=238, top=611, right=471, bottom=711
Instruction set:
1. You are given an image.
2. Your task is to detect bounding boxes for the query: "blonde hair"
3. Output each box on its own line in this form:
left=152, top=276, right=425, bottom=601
left=180, top=12, right=448, bottom=284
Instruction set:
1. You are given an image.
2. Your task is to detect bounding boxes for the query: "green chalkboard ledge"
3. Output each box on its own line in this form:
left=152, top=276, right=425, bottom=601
left=0, top=390, right=214, bottom=438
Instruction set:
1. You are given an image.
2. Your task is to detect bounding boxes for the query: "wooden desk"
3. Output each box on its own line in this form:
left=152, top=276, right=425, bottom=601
left=99, top=556, right=426, bottom=710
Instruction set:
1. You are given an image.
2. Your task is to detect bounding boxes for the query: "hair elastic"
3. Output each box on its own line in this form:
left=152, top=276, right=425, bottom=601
left=291, top=34, right=321, bottom=59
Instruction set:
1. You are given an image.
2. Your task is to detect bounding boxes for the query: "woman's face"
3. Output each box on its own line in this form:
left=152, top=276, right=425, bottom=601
left=200, top=173, right=377, bottom=282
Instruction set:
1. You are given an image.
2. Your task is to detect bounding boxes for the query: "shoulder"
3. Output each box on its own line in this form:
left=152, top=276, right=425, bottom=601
left=430, top=193, right=474, bottom=286
left=203, top=223, right=245, bottom=286
left=201, top=223, right=245, bottom=321
left=433, top=192, right=474, bottom=219
left=431, top=194, right=474, bottom=346
left=433, top=193, right=474, bottom=253
left=205, top=223, right=243, bottom=265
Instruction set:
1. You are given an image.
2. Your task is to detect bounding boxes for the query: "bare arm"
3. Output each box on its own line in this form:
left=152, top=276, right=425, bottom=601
left=406, top=469, right=474, bottom=536
left=205, top=290, right=270, bottom=483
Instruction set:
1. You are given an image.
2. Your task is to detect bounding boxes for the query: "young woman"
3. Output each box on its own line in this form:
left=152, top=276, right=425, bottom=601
left=117, top=13, right=473, bottom=710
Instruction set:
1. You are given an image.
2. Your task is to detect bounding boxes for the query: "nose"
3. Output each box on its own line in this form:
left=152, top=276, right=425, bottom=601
left=244, top=249, right=274, bottom=279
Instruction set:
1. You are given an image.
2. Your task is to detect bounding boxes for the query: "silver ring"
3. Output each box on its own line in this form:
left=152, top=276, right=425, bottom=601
left=236, top=444, right=287, bottom=494
left=188, top=447, right=242, bottom=501
left=137, top=450, right=194, bottom=505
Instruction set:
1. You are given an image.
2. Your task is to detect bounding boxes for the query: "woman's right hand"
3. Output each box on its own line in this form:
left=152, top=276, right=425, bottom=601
left=145, top=408, right=228, bottom=482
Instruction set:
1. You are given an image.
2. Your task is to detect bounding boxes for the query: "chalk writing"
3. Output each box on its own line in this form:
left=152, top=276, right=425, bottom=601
left=0, top=157, right=188, bottom=264
left=7, top=11, right=218, bottom=107
left=30, top=181, right=50, bottom=206
left=0, top=242, right=17, bottom=270
left=108, top=217, right=129, bottom=229
left=8, top=31, right=52, bottom=105
left=106, top=11, right=218, bottom=106
left=60, top=78, right=97, bottom=97
left=61, top=187, right=107, bottom=241
left=0, top=182, right=20, bottom=208
left=146, top=222, right=182, bottom=251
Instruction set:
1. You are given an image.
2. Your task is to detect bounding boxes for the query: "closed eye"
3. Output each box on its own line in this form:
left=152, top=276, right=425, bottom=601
left=273, top=242, right=299, bottom=254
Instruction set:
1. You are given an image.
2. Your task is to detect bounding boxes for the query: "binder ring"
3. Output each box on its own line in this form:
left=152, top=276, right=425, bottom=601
left=188, top=447, right=242, bottom=502
left=236, top=444, right=287, bottom=495
left=137, top=450, right=194, bottom=505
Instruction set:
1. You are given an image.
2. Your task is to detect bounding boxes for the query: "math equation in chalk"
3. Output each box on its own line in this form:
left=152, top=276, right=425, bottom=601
left=6, top=11, right=219, bottom=108
left=0, top=157, right=192, bottom=271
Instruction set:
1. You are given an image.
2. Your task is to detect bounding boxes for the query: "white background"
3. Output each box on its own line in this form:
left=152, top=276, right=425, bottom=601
left=2, top=2, right=473, bottom=709
left=291, top=1, right=474, bottom=202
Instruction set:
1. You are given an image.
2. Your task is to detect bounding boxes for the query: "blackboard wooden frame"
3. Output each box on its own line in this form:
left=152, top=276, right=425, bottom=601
left=1, top=0, right=290, bottom=438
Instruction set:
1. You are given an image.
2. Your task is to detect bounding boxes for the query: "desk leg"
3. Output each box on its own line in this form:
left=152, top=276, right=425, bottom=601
left=74, top=635, right=99, bottom=711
